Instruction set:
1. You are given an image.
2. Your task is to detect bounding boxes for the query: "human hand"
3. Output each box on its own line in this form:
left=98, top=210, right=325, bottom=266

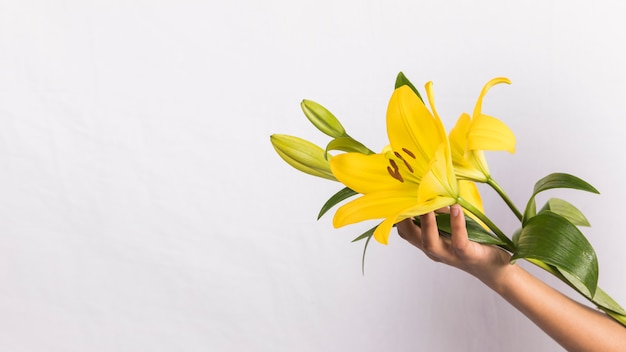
left=399, top=205, right=626, bottom=350
left=396, top=204, right=513, bottom=288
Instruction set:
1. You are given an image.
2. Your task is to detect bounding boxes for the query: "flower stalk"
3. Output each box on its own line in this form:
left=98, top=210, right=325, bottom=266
left=486, top=177, right=523, bottom=221
left=457, top=197, right=515, bottom=251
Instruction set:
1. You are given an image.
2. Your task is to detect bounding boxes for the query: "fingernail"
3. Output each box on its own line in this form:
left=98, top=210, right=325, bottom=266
left=451, top=205, right=460, bottom=217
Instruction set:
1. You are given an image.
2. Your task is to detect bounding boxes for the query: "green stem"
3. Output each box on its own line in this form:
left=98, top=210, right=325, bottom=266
left=457, top=197, right=515, bottom=252
left=486, top=177, right=523, bottom=221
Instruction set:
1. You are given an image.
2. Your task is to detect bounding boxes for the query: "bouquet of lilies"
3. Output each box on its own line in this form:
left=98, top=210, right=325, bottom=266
left=270, top=72, right=626, bottom=326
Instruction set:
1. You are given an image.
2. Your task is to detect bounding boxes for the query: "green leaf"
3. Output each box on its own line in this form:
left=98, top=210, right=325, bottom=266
left=351, top=225, right=378, bottom=275
left=522, top=173, right=599, bottom=224
left=539, top=198, right=590, bottom=227
left=361, top=231, right=374, bottom=275
left=325, top=136, right=374, bottom=159
left=523, top=198, right=536, bottom=225
left=352, top=225, right=376, bottom=243
left=533, top=173, right=599, bottom=195
left=512, top=227, right=522, bottom=245
left=395, top=72, right=424, bottom=103
left=318, top=187, right=358, bottom=220
left=512, top=211, right=598, bottom=297
left=592, top=287, right=626, bottom=316
left=300, top=99, right=347, bottom=138
left=527, top=258, right=626, bottom=322
left=413, top=214, right=506, bottom=246
left=555, top=265, right=594, bottom=298
left=557, top=268, right=626, bottom=315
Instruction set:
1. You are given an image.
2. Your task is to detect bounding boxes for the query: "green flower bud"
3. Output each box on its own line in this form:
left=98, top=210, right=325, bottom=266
left=301, top=99, right=347, bottom=138
left=270, top=134, right=337, bottom=181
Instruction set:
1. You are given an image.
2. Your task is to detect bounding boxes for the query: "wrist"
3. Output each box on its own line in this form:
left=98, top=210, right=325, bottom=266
left=464, top=249, right=520, bottom=294
left=476, top=261, right=523, bottom=295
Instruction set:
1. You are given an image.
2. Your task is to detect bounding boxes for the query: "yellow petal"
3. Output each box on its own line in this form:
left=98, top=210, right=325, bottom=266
left=373, top=217, right=397, bottom=245
left=472, top=77, right=511, bottom=119
left=467, top=114, right=516, bottom=153
left=332, top=189, right=419, bottom=228
left=458, top=180, right=488, bottom=229
left=372, top=196, right=457, bottom=245
left=402, top=197, right=458, bottom=219
left=469, top=150, right=490, bottom=177
left=386, top=85, right=443, bottom=177
left=449, top=113, right=471, bottom=165
left=459, top=180, right=484, bottom=213
left=424, top=82, right=447, bottom=142
left=417, top=143, right=458, bottom=203
left=453, top=165, right=488, bottom=182
left=449, top=114, right=491, bottom=181
left=330, top=152, right=408, bottom=194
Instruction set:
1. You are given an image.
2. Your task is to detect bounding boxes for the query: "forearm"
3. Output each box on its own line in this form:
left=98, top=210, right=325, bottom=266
left=483, top=263, right=626, bottom=352
left=398, top=213, right=626, bottom=350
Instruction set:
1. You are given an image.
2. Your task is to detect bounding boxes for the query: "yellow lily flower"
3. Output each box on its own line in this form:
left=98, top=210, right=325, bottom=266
left=449, top=77, right=516, bottom=182
left=330, top=83, right=482, bottom=244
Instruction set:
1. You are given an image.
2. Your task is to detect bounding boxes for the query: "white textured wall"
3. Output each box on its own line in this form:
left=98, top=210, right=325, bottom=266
left=1, top=1, right=625, bottom=351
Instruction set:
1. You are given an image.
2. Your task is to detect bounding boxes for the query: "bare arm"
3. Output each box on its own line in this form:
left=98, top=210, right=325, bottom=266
left=396, top=205, right=626, bottom=352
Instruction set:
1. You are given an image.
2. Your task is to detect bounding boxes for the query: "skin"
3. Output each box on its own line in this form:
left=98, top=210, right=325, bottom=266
left=396, top=204, right=626, bottom=352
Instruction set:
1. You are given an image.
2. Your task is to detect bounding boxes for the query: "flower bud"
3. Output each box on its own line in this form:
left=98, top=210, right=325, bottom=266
left=270, top=134, right=337, bottom=181
left=301, top=100, right=346, bottom=138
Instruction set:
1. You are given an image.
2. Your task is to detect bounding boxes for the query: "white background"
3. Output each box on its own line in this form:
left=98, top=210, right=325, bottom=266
left=1, top=1, right=625, bottom=351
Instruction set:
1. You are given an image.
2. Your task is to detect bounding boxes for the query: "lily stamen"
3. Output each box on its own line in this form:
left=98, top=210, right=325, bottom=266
left=387, top=159, right=404, bottom=182
left=402, top=148, right=416, bottom=159
left=394, top=151, right=414, bottom=173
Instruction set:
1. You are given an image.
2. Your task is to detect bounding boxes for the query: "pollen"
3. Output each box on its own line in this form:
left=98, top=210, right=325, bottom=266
left=402, top=148, right=416, bottom=159
left=387, top=159, right=404, bottom=182
left=394, top=151, right=414, bottom=173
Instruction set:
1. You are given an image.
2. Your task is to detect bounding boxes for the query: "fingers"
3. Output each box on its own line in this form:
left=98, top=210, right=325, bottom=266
left=397, top=206, right=472, bottom=264
left=450, top=204, right=470, bottom=256
left=434, top=207, right=450, bottom=214
left=397, top=217, right=443, bottom=262
left=396, top=218, right=423, bottom=249
left=420, top=211, right=445, bottom=257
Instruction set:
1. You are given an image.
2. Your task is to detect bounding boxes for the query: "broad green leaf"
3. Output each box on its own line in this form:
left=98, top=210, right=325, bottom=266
left=324, top=137, right=374, bottom=159
left=301, top=99, right=347, bottom=138
left=270, top=134, right=337, bottom=181
left=527, top=258, right=626, bottom=322
left=557, top=267, right=626, bottom=315
left=523, top=198, right=536, bottom=225
left=512, top=227, right=522, bottom=245
left=394, top=72, right=424, bottom=103
left=525, top=258, right=554, bottom=273
left=512, top=211, right=598, bottom=296
left=533, top=173, right=599, bottom=195
left=540, top=198, right=590, bottom=227
left=523, top=173, right=599, bottom=225
left=555, top=265, right=593, bottom=299
left=592, top=287, right=626, bottom=316
left=318, top=187, right=358, bottom=220
left=413, top=214, right=506, bottom=246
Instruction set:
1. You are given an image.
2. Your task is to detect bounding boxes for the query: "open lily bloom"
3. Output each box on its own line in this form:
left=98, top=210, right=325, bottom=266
left=449, top=77, right=516, bottom=182
left=330, top=84, right=482, bottom=244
